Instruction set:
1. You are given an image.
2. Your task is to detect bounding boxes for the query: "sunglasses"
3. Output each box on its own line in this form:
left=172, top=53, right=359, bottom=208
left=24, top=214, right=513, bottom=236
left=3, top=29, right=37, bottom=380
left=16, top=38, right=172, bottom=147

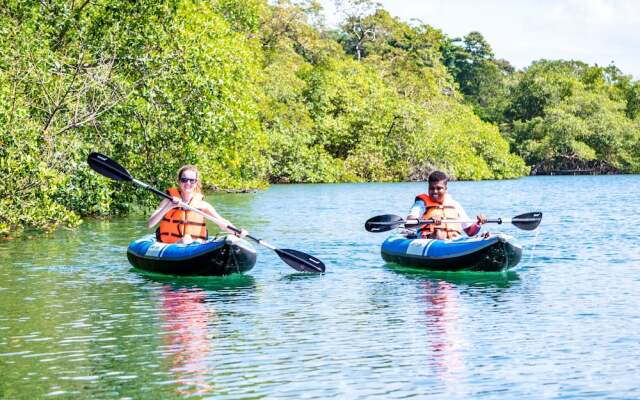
left=179, top=177, right=197, bottom=184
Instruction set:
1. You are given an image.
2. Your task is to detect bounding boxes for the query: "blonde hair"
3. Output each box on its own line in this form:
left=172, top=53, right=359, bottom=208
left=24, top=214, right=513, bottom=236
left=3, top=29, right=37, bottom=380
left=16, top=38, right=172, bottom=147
left=177, top=165, right=202, bottom=193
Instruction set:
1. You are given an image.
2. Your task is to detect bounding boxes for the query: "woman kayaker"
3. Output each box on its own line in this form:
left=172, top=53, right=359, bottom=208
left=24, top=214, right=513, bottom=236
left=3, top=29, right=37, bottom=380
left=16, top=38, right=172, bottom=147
left=406, top=170, right=487, bottom=240
left=148, top=165, right=247, bottom=244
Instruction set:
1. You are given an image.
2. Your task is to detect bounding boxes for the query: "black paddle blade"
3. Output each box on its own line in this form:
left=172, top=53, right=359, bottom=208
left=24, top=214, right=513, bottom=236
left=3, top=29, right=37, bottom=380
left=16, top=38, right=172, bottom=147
left=511, top=212, right=543, bottom=231
left=87, top=152, right=133, bottom=182
left=275, top=248, right=325, bottom=273
left=365, top=214, right=405, bottom=232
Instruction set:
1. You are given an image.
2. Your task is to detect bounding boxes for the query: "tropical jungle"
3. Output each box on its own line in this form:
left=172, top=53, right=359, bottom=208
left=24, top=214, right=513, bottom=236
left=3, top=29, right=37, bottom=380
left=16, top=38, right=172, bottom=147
left=1, top=0, right=639, bottom=237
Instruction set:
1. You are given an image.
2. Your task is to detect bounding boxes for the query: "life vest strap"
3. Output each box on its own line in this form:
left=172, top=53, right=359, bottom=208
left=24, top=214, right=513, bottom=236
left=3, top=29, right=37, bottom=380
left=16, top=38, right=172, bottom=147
left=160, top=232, right=182, bottom=238
left=183, top=221, right=206, bottom=227
left=159, top=232, right=208, bottom=240
left=162, top=217, right=206, bottom=227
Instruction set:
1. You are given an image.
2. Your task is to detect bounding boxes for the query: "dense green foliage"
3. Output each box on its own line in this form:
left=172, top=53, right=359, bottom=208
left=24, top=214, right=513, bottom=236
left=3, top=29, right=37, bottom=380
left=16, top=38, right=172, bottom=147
left=259, top=5, right=526, bottom=183
left=2, top=0, right=268, bottom=236
left=505, top=62, right=640, bottom=173
left=1, top=0, right=637, bottom=237
left=440, top=32, right=514, bottom=124
left=441, top=34, right=639, bottom=174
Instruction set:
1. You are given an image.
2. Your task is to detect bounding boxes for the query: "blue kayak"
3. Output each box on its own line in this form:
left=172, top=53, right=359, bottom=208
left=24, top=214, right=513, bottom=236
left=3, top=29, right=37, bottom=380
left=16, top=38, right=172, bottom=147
left=127, top=234, right=257, bottom=276
left=381, top=233, right=522, bottom=272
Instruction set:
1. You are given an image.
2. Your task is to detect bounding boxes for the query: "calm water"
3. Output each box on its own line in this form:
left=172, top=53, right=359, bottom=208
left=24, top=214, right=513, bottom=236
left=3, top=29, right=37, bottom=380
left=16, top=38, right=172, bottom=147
left=1, top=176, right=640, bottom=399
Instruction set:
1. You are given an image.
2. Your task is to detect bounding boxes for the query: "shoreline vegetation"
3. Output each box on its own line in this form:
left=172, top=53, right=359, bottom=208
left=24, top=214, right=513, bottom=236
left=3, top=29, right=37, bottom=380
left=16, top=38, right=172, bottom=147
left=1, top=0, right=639, bottom=237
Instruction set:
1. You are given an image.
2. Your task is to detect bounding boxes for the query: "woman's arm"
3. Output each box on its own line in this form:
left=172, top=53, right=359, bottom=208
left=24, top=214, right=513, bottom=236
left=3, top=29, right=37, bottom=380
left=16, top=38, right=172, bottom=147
left=148, top=198, right=177, bottom=228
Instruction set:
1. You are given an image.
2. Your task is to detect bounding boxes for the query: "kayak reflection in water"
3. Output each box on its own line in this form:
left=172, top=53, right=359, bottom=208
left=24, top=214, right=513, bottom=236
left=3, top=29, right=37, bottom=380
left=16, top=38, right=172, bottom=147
left=161, top=286, right=216, bottom=396
left=406, top=171, right=487, bottom=240
left=147, top=165, right=247, bottom=244
left=422, top=280, right=468, bottom=380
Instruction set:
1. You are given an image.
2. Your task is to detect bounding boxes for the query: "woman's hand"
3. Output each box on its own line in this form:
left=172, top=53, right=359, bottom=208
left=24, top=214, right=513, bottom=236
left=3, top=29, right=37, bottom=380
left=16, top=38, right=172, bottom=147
left=236, top=229, right=248, bottom=238
left=227, top=226, right=248, bottom=238
left=162, top=196, right=181, bottom=212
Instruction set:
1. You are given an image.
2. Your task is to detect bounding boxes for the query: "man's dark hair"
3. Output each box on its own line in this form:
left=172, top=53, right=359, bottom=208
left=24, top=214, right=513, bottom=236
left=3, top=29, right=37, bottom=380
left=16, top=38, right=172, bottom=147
left=428, top=170, right=449, bottom=184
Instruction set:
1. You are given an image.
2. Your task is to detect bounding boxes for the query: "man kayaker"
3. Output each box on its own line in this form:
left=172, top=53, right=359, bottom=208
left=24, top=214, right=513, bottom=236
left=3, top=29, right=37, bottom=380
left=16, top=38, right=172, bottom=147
left=406, top=170, right=487, bottom=240
left=148, top=165, right=247, bottom=244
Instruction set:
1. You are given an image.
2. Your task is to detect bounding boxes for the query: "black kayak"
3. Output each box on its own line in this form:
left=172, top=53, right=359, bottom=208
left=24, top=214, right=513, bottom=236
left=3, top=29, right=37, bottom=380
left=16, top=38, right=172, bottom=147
left=127, top=234, right=257, bottom=276
left=381, top=233, right=522, bottom=272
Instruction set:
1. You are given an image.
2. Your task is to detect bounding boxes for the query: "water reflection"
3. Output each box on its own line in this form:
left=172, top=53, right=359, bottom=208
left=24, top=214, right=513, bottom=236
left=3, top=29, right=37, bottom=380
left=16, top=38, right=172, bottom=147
left=151, top=275, right=256, bottom=397
left=385, top=264, right=520, bottom=287
left=386, top=265, right=519, bottom=389
left=136, top=271, right=257, bottom=292
left=280, top=271, right=326, bottom=281
left=160, top=286, right=215, bottom=397
left=420, top=279, right=470, bottom=387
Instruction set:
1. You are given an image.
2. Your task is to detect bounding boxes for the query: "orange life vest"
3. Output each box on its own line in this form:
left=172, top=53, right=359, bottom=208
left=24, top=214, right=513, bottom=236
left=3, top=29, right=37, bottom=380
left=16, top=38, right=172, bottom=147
left=415, top=193, right=462, bottom=239
left=157, top=188, right=208, bottom=243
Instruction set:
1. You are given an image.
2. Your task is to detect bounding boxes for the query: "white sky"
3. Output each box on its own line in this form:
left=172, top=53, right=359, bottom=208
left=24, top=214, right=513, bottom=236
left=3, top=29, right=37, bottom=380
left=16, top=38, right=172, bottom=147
left=319, top=0, right=640, bottom=80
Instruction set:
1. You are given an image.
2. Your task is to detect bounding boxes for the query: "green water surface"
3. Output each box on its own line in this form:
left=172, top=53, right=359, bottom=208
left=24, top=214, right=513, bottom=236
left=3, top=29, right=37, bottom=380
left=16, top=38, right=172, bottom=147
left=1, top=176, right=639, bottom=399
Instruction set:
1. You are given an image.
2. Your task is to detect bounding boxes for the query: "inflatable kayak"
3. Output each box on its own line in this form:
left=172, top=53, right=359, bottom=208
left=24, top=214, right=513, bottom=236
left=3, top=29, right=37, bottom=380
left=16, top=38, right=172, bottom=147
left=381, top=233, right=522, bottom=272
left=127, top=234, right=257, bottom=276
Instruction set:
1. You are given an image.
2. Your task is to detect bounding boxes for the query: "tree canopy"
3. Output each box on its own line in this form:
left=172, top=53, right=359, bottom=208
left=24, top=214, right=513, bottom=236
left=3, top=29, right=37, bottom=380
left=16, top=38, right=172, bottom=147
left=1, top=0, right=637, bottom=238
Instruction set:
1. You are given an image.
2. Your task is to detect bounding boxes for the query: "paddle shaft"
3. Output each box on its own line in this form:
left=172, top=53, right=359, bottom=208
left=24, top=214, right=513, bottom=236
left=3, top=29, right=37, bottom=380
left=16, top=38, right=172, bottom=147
left=133, top=178, right=272, bottom=247
left=406, top=217, right=540, bottom=226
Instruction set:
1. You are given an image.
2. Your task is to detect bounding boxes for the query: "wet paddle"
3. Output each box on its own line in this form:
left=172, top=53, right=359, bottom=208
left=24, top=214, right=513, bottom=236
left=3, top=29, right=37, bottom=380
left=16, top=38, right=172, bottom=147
left=87, top=152, right=325, bottom=273
left=365, top=212, right=543, bottom=232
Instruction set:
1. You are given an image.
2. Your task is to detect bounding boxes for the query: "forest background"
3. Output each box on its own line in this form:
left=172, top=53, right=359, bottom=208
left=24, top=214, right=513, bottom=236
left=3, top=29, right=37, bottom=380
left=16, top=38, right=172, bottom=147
left=1, top=0, right=639, bottom=237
